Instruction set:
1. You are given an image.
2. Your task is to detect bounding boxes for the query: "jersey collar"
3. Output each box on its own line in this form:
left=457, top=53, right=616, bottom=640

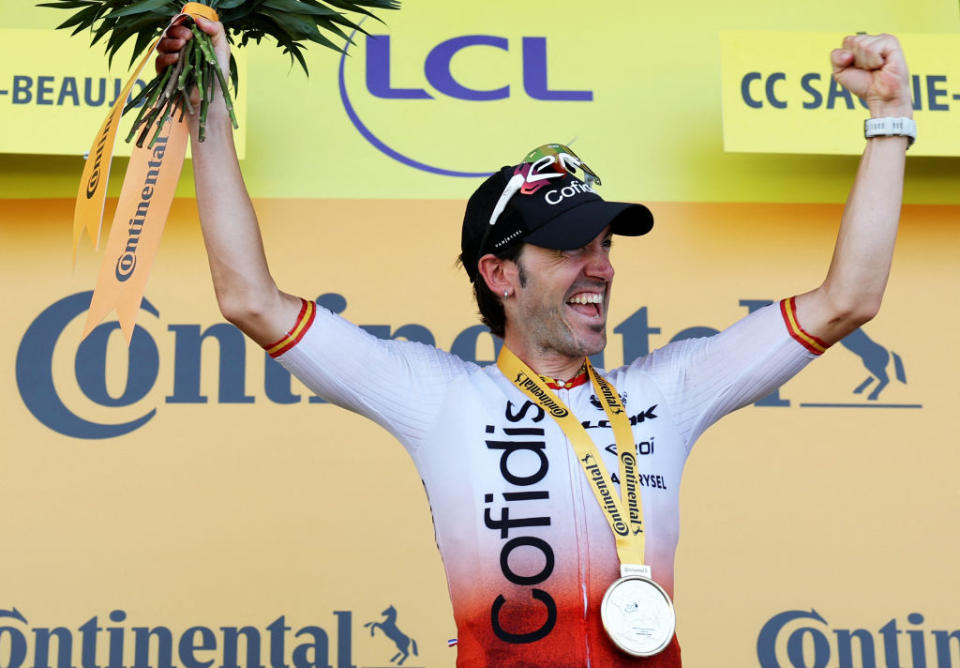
left=539, top=361, right=589, bottom=390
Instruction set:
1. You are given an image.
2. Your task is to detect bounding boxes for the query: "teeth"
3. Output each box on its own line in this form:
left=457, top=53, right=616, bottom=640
left=567, top=293, right=603, bottom=305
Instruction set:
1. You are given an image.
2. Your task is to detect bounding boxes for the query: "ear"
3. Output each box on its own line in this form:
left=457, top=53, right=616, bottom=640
left=477, top=253, right=518, bottom=298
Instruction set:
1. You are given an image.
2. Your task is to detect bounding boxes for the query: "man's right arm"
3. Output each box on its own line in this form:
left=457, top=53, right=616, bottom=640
left=159, top=17, right=302, bottom=346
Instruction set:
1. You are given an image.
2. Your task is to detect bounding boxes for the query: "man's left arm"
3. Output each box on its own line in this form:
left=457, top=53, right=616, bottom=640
left=793, top=33, right=912, bottom=345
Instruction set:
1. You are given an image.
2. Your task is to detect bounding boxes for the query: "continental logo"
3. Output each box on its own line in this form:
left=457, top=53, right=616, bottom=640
left=594, top=374, right=625, bottom=415
left=15, top=294, right=918, bottom=440
left=581, top=453, right=629, bottom=536
left=757, top=609, right=959, bottom=668
left=620, top=450, right=643, bottom=535
left=114, top=135, right=168, bottom=282
left=85, top=110, right=115, bottom=199
left=0, top=604, right=413, bottom=668
left=514, top=371, right=568, bottom=418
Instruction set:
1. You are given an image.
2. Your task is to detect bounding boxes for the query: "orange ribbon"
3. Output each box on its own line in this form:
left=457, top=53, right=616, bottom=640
left=75, top=4, right=219, bottom=343
left=181, top=3, right=219, bottom=22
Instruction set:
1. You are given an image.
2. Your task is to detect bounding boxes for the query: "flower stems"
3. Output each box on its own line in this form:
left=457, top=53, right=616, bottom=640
left=123, top=18, right=238, bottom=147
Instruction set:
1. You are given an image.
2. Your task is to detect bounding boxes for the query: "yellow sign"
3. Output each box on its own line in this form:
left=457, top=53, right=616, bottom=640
left=3, top=197, right=959, bottom=667
left=0, top=28, right=246, bottom=157
left=721, top=32, right=960, bottom=156
left=4, top=2, right=960, bottom=202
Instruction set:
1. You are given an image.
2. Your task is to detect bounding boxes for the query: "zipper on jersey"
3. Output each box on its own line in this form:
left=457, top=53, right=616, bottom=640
left=556, top=386, right=593, bottom=666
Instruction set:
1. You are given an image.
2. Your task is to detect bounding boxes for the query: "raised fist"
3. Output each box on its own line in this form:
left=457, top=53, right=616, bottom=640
left=831, top=34, right=912, bottom=118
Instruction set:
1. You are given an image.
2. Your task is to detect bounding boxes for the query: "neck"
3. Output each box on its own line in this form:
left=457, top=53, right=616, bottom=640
left=502, top=332, right=588, bottom=381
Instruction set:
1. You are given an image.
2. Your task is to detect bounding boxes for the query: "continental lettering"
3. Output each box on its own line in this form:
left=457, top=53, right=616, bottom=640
left=115, top=138, right=168, bottom=282
left=85, top=113, right=114, bottom=199
left=485, top=421, right=556, bottom=645
left=17, top=294, right=798, bottom=440
left=757, top=609, right=960, bottom=668
left=0, top=607, right=356, bottom=668
left=513, top=372, right=568, bottom=418
left=620, top=451, right=643, bottom=534
left=581, top=453, right=628, bottom=536
left=593, top=376, right=624, bottom=414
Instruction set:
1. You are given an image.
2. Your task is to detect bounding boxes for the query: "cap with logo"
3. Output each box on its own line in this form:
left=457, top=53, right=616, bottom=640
left=460, top=146, right=654, bottom=283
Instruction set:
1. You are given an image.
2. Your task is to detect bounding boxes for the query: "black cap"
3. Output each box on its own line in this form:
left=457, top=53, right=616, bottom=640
left=460, top=164, right=654, bottom=282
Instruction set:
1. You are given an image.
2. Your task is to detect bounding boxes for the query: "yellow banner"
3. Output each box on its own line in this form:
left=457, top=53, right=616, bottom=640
left=0, top=28, right=246, bottom=158
left=721, top=32, right=960, bottom=156
left=5, top=2, right=959, bottom=203
left=4, top=197, right=959, bottom=667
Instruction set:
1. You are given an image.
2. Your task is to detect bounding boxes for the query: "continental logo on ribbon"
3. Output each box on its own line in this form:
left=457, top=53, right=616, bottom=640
left=594, top=374, right=625, bottom=415
left=720, top=32, right=960, bottom=156
left=581, top=453, right=629, bottom=536
left=513, top=372, right=569, bottom=418
left=71, top=4, right=231, bottom=343
left=81, top=119, right=189, bottom=341
left=620, top=451, right=643, bottom=535
left=113, top=136, right=169, bottom=282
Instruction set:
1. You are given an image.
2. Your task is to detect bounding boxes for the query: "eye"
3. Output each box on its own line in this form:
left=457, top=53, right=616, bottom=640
left=602, top=237, right=613, bottom=251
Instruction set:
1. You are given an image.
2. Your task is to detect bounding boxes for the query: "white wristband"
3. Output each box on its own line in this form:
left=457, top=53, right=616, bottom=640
left=864, top=117, right=916, bottom=149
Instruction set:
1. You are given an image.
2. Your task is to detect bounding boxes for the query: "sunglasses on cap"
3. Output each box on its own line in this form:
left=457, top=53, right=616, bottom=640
left=478, top=144, right=603, bottom=256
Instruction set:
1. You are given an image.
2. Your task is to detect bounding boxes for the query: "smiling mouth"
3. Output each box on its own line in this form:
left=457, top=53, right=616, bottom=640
left=566, top=292, right=604, bottom=319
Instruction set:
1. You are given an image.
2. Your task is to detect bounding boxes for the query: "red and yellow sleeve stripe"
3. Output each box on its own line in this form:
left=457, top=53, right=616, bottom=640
left=265, top=298, right=316, bottom=358
left=780, top=296, right=828, bottom=355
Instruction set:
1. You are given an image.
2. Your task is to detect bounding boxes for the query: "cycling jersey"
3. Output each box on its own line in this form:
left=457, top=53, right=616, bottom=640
left=271, top=297, right=821, bottom=667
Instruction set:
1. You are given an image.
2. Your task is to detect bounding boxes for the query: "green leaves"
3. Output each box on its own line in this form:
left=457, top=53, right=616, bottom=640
left=39, top=0, right=400, bottom=146
left=39, top=0, right=401, bottom=74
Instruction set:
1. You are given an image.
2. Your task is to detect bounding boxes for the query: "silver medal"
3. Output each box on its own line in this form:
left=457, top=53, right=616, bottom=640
left=600, top=566, right=676, bottom=657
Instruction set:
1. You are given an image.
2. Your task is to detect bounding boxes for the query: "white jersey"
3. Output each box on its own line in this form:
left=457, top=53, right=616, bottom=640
left=271, top=298, right=821, bottom=667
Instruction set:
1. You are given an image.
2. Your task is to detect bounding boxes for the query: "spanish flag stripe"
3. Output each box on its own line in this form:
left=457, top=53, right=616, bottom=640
left=266, top=299, right=316, bottom=358
left=780, top=297, right=828, bottom=355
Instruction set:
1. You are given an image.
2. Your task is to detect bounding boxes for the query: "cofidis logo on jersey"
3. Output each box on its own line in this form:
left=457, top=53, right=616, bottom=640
left=337, top=16, right=595, bottom=177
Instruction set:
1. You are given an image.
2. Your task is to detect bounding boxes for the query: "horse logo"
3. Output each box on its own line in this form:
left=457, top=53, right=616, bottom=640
left=840, top=328, right=907, bottom=400
left=364, top=605, right=418, bottom=666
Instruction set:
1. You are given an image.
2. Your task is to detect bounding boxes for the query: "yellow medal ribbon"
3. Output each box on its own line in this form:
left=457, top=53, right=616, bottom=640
left=74, top=3, right=220, bottom=343
left=497, top=346, right=647, bottom=568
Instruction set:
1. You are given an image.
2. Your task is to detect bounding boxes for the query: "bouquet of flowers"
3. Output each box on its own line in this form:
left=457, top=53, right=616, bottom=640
left=40, top=0, right=400, bottom=143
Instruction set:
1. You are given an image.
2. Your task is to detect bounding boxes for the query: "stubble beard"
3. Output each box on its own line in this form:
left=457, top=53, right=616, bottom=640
left=528, top=303, right=607, bottom=360
left=515, top=256, right=607, bottom=360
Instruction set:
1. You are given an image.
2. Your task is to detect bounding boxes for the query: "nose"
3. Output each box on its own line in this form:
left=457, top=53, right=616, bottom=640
left=584, top=244, right=614, bottom=282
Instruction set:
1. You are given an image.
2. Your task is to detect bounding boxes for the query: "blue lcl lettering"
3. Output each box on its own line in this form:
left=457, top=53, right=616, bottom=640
left=521, top=37, right=592, bottom=101
left=425, top=35, right=510, bottom=101
left=365, top=34, right=593, bottom=102
left=366, top=35, right=433, bottom=99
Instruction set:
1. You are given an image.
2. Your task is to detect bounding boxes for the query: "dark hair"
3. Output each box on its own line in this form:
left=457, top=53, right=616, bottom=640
left=458, top=243, right=525, bottom=339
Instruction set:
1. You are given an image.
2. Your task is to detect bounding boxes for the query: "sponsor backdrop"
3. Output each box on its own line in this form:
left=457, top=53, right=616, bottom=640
left=2, top=1, right=959, bottom=668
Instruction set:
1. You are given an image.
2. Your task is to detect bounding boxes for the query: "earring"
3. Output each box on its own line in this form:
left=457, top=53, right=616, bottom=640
left=503, top=289, right=510, bottom=298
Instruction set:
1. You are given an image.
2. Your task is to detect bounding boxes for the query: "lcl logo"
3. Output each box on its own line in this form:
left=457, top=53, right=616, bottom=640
left=366, top=35, right=593, bottom=102
left=338, top=31, right=594, bottom=177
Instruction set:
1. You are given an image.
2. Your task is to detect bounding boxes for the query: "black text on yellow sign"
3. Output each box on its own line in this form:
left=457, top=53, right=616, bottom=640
left=721, top=32, right=960, bottom=156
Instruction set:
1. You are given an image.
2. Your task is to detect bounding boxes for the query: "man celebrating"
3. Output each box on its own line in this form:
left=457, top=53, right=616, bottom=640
left=159, top=21, right=912, bottom=666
